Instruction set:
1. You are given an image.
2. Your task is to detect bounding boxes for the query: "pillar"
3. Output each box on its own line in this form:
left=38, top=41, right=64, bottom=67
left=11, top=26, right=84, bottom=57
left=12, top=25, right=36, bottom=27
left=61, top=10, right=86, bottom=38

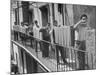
left=65, top=4, right=74, bottom=26
left=54, top=4, right=59, bottom=26
left=18, top=1, right=23, bottom=26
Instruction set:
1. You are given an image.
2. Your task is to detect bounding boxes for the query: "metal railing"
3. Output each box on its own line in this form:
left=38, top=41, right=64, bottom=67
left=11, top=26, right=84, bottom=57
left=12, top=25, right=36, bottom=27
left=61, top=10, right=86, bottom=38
left=11, top=40, right=51, bottom=74
left=11, top=30, right=96, bottom=72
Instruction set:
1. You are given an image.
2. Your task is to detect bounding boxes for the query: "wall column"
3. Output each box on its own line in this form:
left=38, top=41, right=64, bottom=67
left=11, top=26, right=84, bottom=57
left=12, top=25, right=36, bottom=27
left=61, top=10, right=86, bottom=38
left=65, top=4, right=74, bottom=26
left=54, top=4, right=59, bottom=26
left=18, top=1, right=23, bottom=26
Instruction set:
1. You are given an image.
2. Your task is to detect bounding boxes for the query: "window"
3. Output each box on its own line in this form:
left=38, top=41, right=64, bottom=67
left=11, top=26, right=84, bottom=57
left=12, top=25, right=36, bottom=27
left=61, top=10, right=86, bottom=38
left=58, top=4, right=63, bottom=14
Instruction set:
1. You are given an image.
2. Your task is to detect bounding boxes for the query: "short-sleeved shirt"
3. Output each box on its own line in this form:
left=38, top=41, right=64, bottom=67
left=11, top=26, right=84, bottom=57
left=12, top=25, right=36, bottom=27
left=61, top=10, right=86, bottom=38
left=78, top=25, right=88, bottom=41
left=39, top=28, right=51, bottom=41
left=33, top=25, right=41, bottom=39
left=70, top=24, right=88, bottom=46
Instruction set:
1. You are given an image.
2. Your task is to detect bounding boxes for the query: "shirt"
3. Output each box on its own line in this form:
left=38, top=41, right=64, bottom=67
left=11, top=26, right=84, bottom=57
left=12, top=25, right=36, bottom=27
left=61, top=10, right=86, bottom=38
left=39, top=28, right=51, bottom=41
left=20, top=26, right=26, bottom=33
left=33, top=25, right=41, bottom=40
left=78, top=25, right=88, bottom=41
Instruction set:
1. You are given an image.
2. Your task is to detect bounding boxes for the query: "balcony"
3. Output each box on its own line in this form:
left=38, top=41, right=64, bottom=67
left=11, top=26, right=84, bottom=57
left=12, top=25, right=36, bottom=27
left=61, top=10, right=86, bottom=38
left=11, top=28, right=95, bottom=74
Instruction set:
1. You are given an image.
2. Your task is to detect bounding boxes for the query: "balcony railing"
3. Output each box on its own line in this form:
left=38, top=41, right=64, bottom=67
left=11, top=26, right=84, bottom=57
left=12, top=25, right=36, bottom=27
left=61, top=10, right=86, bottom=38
left=11, top=29, right=96, bottom=74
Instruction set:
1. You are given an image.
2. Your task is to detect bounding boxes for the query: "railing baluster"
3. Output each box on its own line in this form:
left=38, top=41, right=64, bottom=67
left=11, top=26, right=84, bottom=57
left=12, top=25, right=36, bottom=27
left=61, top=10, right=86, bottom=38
left=70, top=48, right=73, bottom=71
left=55, top=44, right=58, bottom=71
left=91, top=53, right=93, bottom=69
left=74, top=50, right=76, bottom=70
left=87, top=52, right=89, bottom=69
left=69, top=48, right=70, bottom=71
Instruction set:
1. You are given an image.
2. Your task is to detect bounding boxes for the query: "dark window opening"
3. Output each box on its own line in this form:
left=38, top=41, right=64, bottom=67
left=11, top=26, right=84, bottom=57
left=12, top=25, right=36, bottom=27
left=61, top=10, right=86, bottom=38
left=52, top=4, right=55, bottom=24
left=15, top=8, right=19, bottom=25
left=22, top=1, right=29, bottom=24
left=58, top=4, right=63, bottom=14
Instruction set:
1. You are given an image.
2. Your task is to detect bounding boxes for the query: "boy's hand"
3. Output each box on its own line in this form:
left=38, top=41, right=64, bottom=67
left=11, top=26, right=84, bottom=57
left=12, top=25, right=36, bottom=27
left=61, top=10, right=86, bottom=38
left=80, top=18, right=87, bottom=23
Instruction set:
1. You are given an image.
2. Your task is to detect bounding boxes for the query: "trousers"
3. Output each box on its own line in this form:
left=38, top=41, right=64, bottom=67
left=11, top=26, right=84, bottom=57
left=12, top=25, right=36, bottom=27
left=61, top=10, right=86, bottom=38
left=56, top=44, right=67, bottom=64
left=76, top=40, right=86, bottom=70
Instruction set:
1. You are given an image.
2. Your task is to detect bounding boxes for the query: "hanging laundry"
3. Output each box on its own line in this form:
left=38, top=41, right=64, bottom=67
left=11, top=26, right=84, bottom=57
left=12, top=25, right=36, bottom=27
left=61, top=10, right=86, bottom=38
left=53, top=26, right=71, bottom=61
left=53, top=26, right=71, bottom=47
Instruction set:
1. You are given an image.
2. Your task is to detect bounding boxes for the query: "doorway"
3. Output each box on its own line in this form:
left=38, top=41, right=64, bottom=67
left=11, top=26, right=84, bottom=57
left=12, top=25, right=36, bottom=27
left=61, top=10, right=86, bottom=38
left=40, top=5, right=48, bottom=27
left=28, top=10, right=33, bottom=25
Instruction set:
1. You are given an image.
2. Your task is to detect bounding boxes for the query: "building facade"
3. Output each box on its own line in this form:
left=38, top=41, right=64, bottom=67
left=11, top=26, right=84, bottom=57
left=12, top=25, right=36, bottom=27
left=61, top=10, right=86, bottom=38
left=11, top=0, right=96, bottom=74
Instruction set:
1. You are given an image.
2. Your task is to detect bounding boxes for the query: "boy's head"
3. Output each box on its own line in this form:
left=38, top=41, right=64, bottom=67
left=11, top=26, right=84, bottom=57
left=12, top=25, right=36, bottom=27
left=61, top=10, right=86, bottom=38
left=21, top=22, right=24, bottom=26
left=34, top=20, right=38, bottom=24
left=80, top=14, right=88, bottom=23
left=47, top=23, right=50, bottom=26
left=53, top=20, right=58, bottom=26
